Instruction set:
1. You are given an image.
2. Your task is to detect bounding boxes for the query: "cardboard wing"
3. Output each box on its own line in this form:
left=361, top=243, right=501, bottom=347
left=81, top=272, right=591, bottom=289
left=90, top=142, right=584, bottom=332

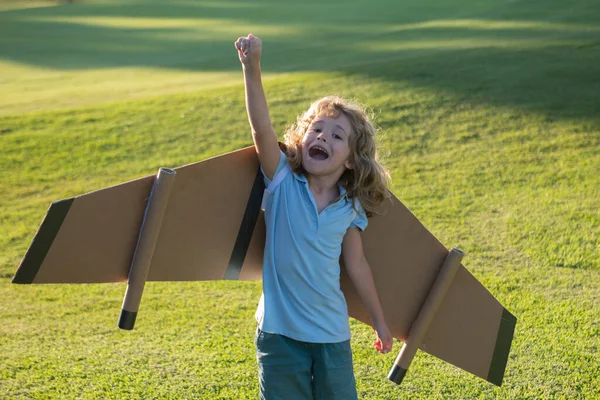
left=12, top=146, right=516, bottom=386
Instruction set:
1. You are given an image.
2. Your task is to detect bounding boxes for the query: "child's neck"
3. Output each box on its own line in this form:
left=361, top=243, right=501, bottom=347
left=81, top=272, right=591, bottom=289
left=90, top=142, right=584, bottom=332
left=306, top=173, right=339, bottom=195
left=306, top=173, right=341, bottom=212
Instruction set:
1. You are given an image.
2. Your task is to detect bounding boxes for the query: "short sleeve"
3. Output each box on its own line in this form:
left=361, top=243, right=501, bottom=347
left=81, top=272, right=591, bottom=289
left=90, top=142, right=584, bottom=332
left=350, top=199, right=368, bottom=231
left=260, top=150, right=288, bottom=186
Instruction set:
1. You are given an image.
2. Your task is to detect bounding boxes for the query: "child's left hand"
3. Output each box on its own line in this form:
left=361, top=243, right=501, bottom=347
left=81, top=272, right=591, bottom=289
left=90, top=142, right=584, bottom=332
left=373, top=320, right=393, bottom=354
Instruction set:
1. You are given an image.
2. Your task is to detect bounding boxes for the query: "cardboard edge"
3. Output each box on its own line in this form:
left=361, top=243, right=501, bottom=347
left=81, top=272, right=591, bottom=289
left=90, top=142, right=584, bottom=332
left=487, top=308, right=517, bottom=386
left=224, top=166, right=265, bottom=280
left=12, top=198, right=74, bottom=284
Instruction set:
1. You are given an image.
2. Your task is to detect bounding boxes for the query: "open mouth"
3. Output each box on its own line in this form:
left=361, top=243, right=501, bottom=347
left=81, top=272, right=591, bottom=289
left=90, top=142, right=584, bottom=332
left=308, top=146, right=329, bottom=160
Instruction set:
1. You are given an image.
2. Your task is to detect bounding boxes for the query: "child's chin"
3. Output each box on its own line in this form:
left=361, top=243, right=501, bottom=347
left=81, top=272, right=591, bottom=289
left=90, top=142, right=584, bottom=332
left=302, top=160, right=321, bottom=173
left=304, top=164, right=331, bottom=177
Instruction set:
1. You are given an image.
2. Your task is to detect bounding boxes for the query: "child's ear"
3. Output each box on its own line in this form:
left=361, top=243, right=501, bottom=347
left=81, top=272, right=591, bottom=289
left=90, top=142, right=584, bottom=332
left=344, top=158, right=354, bottom=170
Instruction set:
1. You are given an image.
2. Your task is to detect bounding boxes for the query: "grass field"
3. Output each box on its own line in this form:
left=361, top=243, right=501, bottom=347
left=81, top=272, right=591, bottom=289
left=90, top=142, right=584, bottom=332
left=1, top=0, right=599, bottom=399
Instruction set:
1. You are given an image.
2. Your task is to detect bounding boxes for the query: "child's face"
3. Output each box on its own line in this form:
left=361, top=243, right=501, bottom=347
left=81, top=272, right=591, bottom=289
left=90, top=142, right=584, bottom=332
left=301, top=111, right=353, bottom=179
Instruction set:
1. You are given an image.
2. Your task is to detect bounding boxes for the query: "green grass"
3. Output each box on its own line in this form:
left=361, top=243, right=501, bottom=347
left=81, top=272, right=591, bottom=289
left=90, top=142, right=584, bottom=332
left=1, top=0, right=599, bottom=399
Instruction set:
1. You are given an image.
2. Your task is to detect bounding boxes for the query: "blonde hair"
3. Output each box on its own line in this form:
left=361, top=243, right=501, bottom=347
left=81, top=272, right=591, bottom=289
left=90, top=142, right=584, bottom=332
left=283, top=96, right=390, bottom=217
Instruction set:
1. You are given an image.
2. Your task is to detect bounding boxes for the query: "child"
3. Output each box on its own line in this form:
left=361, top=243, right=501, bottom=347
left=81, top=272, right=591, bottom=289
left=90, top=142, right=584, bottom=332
left=235, top=34, right=393, bottom=400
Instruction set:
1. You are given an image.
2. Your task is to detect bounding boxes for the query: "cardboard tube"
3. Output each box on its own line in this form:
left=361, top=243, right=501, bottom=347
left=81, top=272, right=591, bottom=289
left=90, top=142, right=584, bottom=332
left=118, top=168, right=176, bottom=330
left=388, top=248, right=464, bottom=384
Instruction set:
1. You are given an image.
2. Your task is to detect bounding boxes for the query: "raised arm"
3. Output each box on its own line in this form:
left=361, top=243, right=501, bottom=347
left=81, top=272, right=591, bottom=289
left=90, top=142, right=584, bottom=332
left=235, top=34, right=281, bottom=180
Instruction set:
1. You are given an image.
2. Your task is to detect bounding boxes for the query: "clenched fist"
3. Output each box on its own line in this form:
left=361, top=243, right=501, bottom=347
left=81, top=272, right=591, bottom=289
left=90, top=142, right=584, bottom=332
left=235, top=33, right=262, bottom=67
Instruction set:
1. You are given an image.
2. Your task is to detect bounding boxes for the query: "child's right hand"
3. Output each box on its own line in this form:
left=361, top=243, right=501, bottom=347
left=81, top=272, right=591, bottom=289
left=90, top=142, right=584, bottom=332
left=373, top=320, right=393, bottom=354
left=235, top=34, right=262, bottom=68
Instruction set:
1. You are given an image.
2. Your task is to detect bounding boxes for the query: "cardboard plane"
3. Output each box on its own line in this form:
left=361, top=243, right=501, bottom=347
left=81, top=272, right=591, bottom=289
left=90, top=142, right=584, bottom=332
left=12, top=146, right=516, bottom=386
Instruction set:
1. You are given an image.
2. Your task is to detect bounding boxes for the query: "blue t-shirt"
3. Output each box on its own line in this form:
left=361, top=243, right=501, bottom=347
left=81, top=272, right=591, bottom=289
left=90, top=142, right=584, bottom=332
left=255, top=151, right=368, bottom=343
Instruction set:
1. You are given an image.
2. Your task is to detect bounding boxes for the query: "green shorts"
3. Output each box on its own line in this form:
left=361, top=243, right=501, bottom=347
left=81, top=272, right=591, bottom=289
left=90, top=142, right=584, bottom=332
left=255, top=328, right=358, bottom=400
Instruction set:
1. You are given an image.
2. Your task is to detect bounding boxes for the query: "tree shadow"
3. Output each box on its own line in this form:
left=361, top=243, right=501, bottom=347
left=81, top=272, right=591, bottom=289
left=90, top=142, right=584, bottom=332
left=1, top=0, right=599, bottom=123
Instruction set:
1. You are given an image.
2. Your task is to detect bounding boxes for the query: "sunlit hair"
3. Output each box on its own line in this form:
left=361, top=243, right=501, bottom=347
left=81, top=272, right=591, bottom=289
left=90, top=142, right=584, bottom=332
left=283, top=96, right=390, bottom=217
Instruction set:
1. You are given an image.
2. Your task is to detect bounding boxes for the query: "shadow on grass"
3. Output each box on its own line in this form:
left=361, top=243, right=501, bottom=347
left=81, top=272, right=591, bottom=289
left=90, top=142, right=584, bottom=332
left=0, top=0, right=599, bottom=122
left=557, top=262, right=595, bottom=270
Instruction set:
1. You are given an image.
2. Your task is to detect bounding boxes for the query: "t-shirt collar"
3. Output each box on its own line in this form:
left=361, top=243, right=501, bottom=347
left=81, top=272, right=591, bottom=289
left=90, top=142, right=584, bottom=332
left=293, top=172, right=349, bottom=201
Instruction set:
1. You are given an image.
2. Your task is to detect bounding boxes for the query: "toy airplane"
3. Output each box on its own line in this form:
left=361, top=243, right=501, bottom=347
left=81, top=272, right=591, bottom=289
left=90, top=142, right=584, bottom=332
left=12, top=146, right=516, bottom=386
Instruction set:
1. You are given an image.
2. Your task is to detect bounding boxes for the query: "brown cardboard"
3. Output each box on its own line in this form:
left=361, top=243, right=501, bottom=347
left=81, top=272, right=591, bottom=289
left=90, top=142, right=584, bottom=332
left=120, top=168, right=176, bottom=329
left=389, top=248, right=463, bottom=383
left=12, top=146, right=515, bottom=386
